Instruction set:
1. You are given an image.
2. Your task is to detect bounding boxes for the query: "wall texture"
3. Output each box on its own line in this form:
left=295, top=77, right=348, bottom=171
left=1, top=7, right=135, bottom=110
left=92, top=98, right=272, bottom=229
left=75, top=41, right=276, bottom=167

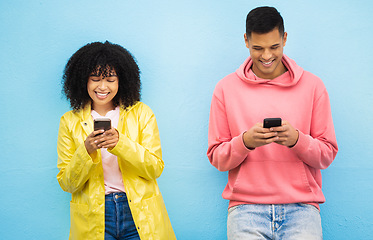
left=0, top=1, right=372, bottom=239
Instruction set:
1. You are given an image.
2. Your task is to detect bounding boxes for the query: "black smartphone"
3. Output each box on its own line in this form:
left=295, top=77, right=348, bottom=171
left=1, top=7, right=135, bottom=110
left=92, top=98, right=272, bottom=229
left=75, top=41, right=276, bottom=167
left=263, top=118, right=282, bottom=128
left=94, top=117, right=111, bottom=136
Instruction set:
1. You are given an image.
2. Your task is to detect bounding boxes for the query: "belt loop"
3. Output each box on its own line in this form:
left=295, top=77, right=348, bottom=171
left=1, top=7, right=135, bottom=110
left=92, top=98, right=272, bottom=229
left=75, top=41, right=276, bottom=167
left=113, top=192, right=117, bottom=202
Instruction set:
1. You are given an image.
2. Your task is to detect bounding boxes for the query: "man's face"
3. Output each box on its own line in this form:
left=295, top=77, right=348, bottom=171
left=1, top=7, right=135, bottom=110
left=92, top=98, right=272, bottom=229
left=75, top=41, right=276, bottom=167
left=245, top=28, right=287, bottom=79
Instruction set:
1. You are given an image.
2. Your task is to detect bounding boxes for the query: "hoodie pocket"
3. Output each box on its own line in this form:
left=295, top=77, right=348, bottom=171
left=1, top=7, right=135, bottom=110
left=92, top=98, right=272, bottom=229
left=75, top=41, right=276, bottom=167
left=231, top=160, right=313, bottom=202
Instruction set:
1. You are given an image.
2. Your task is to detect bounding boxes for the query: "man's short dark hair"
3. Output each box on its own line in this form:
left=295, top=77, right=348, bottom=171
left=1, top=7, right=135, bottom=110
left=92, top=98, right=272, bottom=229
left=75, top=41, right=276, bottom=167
left=246, top=6, right=284, bottom=38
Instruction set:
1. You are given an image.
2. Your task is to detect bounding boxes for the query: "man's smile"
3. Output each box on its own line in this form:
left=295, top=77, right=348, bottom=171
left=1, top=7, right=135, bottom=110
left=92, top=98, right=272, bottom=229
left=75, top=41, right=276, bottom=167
left=260, top=59, right=275, bottom=67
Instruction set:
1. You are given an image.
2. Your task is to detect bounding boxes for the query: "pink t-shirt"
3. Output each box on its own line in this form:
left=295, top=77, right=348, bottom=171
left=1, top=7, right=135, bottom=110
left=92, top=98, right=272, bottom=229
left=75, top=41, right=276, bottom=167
left=91, top=107, right=125, bottom=195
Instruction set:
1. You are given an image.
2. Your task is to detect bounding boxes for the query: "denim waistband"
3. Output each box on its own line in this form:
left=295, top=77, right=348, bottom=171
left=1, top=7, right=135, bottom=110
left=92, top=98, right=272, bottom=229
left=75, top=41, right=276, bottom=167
left=105, top=192, right=128, bottom=202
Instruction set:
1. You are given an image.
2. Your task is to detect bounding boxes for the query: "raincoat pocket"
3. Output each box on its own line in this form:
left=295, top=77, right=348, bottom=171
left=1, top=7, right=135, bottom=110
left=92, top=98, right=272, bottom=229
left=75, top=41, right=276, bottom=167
left=70, top=202, right=89, bottom=239
left=138, top=194, right=175, bottom=240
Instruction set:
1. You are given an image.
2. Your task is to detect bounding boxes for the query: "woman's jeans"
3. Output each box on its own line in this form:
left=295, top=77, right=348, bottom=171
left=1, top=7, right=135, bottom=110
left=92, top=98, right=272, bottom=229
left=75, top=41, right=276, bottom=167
left=105, top=192, right=140, bottom=240
left=228, top=203, right=322, bottom=240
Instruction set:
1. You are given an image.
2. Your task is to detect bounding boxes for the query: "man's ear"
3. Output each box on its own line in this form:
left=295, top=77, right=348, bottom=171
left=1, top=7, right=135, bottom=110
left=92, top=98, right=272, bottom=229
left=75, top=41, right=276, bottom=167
left=283, top=32, right=288, bottom=47
left=244, top=33, right=249, bottom=48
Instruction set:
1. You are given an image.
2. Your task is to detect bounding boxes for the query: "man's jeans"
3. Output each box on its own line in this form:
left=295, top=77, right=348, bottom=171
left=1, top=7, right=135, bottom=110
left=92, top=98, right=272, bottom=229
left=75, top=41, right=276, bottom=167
left=105, top=192, right=140, bottom=240
left=228, top=203, right=322, bottom=240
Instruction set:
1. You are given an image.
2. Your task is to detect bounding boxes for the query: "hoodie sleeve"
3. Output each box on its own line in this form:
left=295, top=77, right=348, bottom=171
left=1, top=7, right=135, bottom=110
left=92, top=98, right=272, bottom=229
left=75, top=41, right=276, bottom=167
left=292, top=88, right=338, bottom=169
left=207, top=90, right=251, bottom=172
left=109, top=105, right=164, bottom=180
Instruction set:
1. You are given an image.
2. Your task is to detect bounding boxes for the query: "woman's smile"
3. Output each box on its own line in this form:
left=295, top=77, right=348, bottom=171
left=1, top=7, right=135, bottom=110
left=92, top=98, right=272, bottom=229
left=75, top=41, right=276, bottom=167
left=87, top=69, right=119, bottom=114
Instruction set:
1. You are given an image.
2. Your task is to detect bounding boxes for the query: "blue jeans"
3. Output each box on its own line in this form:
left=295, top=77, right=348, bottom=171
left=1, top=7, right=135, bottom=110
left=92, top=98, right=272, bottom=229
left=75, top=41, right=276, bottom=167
left=227, top=204, right=322, bottom=240
left=105, top=192, right=140, bottom=240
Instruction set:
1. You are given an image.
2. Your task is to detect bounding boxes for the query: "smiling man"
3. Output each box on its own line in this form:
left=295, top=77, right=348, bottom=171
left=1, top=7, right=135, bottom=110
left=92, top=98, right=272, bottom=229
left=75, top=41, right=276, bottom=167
left=245, top=28, right=287, bottom=80
left=207, top=6, right=338, bottom=239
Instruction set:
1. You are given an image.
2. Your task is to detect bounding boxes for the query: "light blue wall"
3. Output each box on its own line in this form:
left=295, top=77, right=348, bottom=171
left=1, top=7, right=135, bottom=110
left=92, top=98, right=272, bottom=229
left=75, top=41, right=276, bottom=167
left=1, top=1, right=372, bottom=239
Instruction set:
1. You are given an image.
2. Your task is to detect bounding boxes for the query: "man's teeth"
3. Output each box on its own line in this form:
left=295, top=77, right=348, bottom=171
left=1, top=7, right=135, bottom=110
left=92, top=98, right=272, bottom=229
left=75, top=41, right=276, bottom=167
left=262, top=61, right=273, bottom=65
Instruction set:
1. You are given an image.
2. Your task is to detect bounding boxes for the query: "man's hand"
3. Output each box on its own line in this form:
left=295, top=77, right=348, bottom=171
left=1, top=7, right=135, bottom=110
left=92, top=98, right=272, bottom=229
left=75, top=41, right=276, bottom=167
left=272, top=120, right=299, bottom=147
left=243, top=123, right=279, bottom=149
left=243, top=120, right=299, bottom=149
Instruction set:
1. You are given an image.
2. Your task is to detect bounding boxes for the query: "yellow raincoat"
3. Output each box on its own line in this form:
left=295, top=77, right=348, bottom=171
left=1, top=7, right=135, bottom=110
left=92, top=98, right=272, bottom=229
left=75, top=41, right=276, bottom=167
left=57, top=102, right=176, bottom=240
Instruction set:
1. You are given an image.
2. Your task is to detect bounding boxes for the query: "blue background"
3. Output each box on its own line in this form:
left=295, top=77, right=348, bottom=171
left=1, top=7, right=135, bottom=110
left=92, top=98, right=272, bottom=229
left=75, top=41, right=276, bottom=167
left=1, top=1, right=372, bottom=239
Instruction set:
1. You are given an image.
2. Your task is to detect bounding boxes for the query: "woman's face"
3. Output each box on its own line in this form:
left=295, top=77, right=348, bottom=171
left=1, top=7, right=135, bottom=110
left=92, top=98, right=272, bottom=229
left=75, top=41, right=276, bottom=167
left=87, top=69, right=119, bottom=111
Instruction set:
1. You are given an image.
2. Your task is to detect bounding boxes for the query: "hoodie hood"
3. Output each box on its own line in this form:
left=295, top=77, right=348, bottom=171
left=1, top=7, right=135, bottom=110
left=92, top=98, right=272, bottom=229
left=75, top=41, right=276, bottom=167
left=235, top=54, right=304, bottom=87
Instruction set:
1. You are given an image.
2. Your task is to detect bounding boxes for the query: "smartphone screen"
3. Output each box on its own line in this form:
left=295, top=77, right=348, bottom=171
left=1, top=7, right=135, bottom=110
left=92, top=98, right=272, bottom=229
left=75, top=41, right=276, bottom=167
left=94, top=117, right=111, bottom=135
left=263, top=118, right=282, bottom=128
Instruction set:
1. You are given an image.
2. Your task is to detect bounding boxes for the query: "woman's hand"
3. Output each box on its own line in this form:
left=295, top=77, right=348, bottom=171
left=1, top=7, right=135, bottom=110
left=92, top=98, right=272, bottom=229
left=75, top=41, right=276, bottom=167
left=96, top=128, right=119, bottom=150
left=84, top=128, right=119, bottom=155
left=85, top=129, right=104, bottom=155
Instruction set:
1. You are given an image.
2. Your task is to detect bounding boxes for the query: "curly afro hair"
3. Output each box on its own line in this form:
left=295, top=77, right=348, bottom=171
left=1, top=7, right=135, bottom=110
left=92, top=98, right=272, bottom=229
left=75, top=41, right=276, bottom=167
left=62, top=41, right=141, bottom=110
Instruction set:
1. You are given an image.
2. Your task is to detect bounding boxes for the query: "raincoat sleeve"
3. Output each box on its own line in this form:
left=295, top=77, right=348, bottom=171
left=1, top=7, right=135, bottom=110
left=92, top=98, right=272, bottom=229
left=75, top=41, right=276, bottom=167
left=109, top=106, right=164, bottom=180
left=57, top=115, right=99, bottom=193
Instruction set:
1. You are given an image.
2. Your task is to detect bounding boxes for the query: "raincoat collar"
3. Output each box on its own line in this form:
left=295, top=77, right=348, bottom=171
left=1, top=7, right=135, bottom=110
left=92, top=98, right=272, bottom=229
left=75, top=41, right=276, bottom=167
left=76, top=102, right=140, bottom=136
left=77, top=102, right=140, bottom=120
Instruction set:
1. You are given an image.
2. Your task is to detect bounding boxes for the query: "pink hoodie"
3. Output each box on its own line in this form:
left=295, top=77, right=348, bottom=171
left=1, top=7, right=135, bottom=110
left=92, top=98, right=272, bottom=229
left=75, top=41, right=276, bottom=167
left=207, top=55, right=338, bottom=209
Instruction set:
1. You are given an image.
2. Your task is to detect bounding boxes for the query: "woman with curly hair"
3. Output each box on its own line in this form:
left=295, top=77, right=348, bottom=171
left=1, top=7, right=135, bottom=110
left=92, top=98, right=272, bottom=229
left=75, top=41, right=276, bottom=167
left=57, top=41, right=176, bottom=240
